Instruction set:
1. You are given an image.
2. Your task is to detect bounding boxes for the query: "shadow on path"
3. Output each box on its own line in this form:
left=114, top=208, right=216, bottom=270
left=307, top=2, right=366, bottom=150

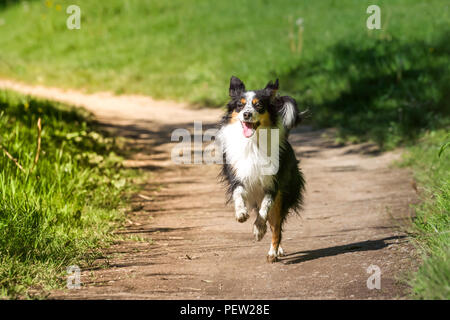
left=280, top=235, right=406, bottom=265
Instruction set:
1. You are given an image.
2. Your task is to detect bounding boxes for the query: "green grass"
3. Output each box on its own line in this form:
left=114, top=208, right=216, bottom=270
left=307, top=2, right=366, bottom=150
left=0, top=0, right=448, bottom=147
left=400, top=130, right=450, bottom=299
left=0, top=89, right=137, bottom=299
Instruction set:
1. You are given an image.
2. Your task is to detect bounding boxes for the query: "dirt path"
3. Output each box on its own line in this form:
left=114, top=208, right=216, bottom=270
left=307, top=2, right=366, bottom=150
left=0, top=79, right=418, bottom=299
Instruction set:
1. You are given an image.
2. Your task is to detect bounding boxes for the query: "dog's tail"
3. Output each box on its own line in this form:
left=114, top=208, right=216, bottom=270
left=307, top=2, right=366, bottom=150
left=277, top=95, right=310, bottom=131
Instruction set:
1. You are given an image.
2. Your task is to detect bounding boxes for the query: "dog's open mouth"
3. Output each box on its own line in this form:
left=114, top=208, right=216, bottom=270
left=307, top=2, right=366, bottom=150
left=241, top=121, right=260, bottom=138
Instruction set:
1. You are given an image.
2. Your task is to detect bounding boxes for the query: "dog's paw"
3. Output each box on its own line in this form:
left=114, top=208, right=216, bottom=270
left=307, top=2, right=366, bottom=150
left=267, top=254, right=278, bottom=263
left=235, top=209, right=249, bottom=223
left=267, top=246, right=279, bottom=263
left=253, top=220, right=267, bottom=241
left=277, top=246, right=285, bottom=257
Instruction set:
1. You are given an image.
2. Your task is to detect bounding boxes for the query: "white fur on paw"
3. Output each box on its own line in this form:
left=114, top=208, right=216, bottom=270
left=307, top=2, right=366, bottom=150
left=277, top=246, right=285, bottom=256
left=235, top=209, right=249, bottom=223
left=267, top=254, right=278, bottom=263
left=267, top=246, right=278, bottom=263
left=253, top=220, right=267, bottom=241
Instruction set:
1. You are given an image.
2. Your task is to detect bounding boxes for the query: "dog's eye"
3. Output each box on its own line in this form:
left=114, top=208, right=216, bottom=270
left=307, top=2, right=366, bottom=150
left=252, top=98, right=262, bottom=108
left=235, top=98, right=246, bottom=111
left=253, top=100, right=263, bottom=110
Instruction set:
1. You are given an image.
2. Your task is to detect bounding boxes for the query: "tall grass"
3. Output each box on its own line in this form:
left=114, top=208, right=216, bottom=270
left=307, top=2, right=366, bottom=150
left=401, top=130, right=450, bottom=299
left=0, top=90, right=135, bottom=298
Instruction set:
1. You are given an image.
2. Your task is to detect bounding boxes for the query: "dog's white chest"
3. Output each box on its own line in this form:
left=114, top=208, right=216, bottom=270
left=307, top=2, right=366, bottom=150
left=233, top=145, right=273, bottom=189
left=219, top=123, right=275, bottom=197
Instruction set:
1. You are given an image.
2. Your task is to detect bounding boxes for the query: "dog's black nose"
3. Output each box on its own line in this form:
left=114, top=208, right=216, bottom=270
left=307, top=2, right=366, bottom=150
left=243, top=112, right=252, bottom=121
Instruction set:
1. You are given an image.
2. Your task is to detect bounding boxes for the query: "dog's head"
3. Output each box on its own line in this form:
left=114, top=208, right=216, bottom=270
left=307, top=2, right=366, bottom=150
left=226, top=76, right=279, bottom=138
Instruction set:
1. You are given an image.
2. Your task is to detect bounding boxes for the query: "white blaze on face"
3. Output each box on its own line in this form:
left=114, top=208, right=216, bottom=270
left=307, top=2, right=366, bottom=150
left=243, top=91, right=256, bottom=108
left=239, top=91, right=257, bottom=138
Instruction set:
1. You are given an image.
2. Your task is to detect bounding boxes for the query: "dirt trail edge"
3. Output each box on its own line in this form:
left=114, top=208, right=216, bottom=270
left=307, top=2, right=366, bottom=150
left=0, top=79, right=418, bottom=299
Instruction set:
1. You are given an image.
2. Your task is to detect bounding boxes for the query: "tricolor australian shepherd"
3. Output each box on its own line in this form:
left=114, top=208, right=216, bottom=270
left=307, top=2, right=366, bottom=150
left=218, top=76, right=306, bottom=263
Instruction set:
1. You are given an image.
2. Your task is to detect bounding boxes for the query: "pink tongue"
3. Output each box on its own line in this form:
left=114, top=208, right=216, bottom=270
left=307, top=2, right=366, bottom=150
left=242, top=122, right=254, bottom=138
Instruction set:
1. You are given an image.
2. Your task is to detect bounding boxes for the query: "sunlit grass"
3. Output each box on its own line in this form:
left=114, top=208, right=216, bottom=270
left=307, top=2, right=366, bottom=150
left=0, top=89, right=138, bottom=298
left=400, top=130, right=450, bottom=299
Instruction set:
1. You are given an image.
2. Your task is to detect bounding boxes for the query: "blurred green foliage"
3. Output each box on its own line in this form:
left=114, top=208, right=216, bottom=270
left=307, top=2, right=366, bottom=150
left=0, top=0, right=448, bottom=147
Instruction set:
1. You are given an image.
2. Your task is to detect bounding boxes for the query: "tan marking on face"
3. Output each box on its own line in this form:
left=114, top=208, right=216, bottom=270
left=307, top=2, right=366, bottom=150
left=230, top=111, right=239, bottom=124
left=256, top=111, right=275, bottom=154
left=240, top=98, right=246, bottom=105
left=257, top=110, right=272, bottom=128
left=252, top=98, right=259, bottom=105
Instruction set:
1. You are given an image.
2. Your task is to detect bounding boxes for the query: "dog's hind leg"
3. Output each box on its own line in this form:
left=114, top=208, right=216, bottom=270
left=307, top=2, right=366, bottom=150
left=233, top=186, right=249, bottom=223
left=267, top=192, right=283, bottom=263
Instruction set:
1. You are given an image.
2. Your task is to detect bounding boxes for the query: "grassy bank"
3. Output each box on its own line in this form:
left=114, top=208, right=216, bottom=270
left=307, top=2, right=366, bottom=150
left=0, top=89, right=136, bottom=298
left=0, top=0, right=448, bottom=147
left=401, top=130, right=450, bottom=299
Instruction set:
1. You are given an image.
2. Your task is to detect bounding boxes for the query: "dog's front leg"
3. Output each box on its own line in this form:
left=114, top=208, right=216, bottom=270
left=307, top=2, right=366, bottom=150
left=233, top=186, right=249, bottom=223
left=253, top=193, right=273, bottom=241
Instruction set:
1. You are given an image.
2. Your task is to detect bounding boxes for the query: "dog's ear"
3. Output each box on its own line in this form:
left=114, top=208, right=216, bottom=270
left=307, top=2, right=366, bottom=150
left=264, top=78, right=279, bottom=98
left=229, top=76, right=245, bottom=97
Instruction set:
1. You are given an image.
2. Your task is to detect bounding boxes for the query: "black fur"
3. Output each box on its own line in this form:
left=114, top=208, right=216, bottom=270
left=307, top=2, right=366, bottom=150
left=219, top=153, right=241, bottom=204
left=276, top=142, right=305, bottom=217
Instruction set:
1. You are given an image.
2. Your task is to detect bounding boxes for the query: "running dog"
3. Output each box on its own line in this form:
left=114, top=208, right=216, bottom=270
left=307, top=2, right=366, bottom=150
left=218, top=76, right=306, bottom=262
